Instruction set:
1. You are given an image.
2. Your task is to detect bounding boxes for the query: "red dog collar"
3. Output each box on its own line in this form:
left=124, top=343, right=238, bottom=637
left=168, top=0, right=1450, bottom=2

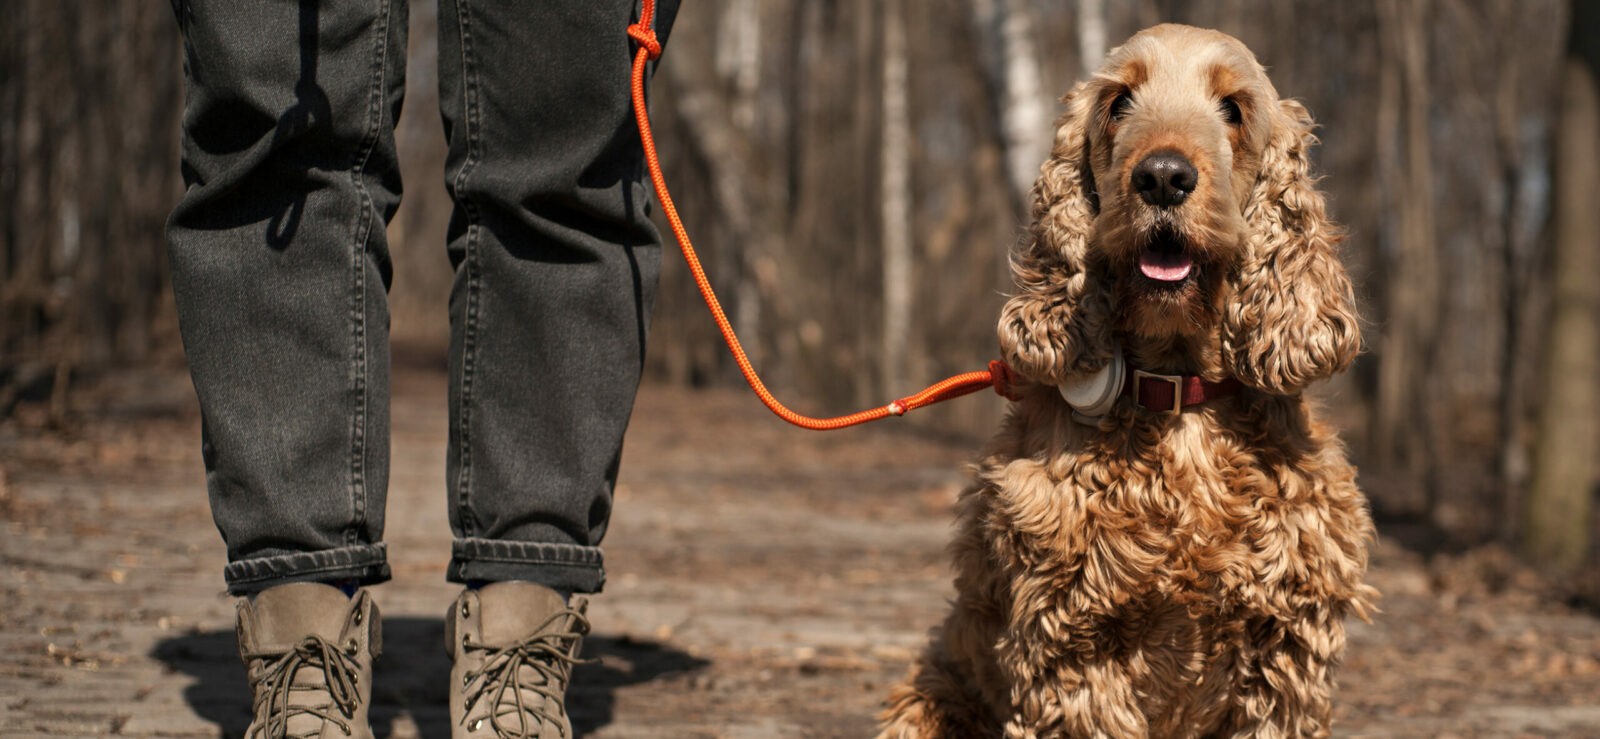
left=1124, top=368, right=1240, bottom=414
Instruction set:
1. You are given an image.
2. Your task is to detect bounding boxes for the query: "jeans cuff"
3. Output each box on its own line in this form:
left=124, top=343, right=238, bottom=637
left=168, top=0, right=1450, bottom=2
left=223, top=543, right=391, bottom=596
left=448, top=537, right=606, bottom=594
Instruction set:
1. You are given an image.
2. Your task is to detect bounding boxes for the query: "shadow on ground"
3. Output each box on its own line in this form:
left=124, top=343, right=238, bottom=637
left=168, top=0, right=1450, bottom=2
left=151, top=616, right=709, bottom=738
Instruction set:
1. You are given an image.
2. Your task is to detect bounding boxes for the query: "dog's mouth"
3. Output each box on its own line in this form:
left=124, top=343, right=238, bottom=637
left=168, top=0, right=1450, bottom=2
left=1138, top=228, right=1194, bottom=285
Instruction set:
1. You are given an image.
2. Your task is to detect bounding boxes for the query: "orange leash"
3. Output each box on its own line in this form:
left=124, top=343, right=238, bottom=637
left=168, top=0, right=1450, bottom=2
left=626, top=4, right=1019, bottom=430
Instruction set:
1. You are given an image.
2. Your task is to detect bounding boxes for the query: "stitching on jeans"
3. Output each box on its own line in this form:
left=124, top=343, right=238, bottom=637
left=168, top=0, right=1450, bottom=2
left=456, top=557, right=605, bottom=567
left=455, top=538, right=604, bottom=567
left=227, top=562, right=384, bottom=584
left=459, top=538, right=604, bottom=556
left=457, top=543, right=604, bottom=572
left=227, top=557, right=382, bottom=581
left=225, top=544, right=389, bottom=583
left=451, top=0, right=484, bottom=539
left=343, top=0, right=395, bottom=548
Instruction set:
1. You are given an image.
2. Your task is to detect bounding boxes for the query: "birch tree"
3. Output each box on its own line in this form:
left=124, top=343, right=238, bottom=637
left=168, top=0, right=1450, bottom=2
left=1078, top=0, right=1108, bottom=77
left=880, top=0, right=912, bottom=396
left=971, top=0, right=1050, bottom=212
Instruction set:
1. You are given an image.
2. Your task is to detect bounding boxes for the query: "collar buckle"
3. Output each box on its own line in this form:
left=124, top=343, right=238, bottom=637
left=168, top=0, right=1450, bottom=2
left=1132, top=369, right=1184, bottom=414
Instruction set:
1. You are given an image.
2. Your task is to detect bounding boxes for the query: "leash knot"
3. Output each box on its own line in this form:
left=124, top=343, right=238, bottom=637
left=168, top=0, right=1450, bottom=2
left=627, top=23, right=662, bottom=60
left=989, top=360, right=1024, bottom=401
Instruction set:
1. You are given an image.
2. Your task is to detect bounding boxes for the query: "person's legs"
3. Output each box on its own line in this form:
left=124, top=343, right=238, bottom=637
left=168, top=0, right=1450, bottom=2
left=437, top=0, right=678, bottom=594
left=435, top=1, right=677, bottom=734
left=167, top=0, right=406, bottom=732
left=167, top=0, right=407, bottom=595
left=169, top=0, right=406, bottom=734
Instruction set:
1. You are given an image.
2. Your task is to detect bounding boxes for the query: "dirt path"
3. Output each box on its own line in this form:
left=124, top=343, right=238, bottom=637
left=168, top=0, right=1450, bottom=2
left=3, top=367, right=1599, bottom=737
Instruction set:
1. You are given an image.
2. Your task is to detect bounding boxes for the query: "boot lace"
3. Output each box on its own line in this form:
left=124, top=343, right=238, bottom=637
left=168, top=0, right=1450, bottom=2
left=243, top=635, right=361, bottom=739
left=460, top=608, right=590, bottom=738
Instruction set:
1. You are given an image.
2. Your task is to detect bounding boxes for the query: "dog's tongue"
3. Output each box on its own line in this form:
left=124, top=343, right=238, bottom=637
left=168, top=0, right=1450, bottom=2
left=1140, top=249, right=1193, bottom=282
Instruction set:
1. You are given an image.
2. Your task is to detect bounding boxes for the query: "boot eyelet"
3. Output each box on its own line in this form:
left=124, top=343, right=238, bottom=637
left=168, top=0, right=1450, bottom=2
left=353, top=609, right=363, bottom=625
left=469, top=718, right=484, bottom=731
left=461, top=601, right=471, bottom=618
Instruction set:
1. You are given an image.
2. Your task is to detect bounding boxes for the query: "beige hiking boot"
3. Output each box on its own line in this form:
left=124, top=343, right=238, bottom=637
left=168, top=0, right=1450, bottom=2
left=447, top=582, right=589, bottom=738
left=236, top=582, right=380, bottom=739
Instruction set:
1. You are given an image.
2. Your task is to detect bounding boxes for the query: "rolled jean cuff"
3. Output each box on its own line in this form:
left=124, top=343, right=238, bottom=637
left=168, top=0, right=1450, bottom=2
left=448, top=537, right=606, bottom=594
left=223, top=543, right=392, bottom=596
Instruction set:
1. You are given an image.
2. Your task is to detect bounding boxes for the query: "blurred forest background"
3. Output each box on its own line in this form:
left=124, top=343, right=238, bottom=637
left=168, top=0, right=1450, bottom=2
left=2, top=1, right=1598, bottom=576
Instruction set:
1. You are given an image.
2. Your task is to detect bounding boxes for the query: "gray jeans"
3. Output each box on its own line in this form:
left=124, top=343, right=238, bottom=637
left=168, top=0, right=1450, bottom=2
left=166, top=0, right=678, bottom=595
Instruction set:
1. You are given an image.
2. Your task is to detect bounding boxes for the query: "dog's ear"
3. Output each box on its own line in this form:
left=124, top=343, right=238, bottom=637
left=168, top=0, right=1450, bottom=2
left=1221, top=99, right=1360, bottom=394
left=996, top=83, right=1116, bottom=386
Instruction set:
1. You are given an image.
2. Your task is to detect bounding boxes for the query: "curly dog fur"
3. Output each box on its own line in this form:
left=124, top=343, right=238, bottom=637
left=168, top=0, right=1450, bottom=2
left=878, top=25, right=1375, bottom=738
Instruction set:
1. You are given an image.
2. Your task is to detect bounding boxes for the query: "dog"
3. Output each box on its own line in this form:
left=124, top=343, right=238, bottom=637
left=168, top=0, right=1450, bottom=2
left=878, top=24, right=1375, bottom=738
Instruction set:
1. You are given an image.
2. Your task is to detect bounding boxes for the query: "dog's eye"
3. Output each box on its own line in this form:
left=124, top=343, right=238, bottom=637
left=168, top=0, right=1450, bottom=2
left=1220, top=96, right=1243, bottom=125
left=1109, top=92, right=1134, bottom=120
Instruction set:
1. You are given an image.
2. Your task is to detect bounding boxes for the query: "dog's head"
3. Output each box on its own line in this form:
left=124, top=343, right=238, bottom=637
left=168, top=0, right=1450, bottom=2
left=998, top=24, right=1359, bottom=394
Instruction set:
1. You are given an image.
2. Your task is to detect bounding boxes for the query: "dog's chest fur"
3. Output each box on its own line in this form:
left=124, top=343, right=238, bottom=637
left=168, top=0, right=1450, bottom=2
left=956, top=390, right=1372, bottom=733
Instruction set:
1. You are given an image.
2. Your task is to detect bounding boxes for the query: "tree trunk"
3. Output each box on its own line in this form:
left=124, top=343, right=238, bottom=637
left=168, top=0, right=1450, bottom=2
left=1, top=1, right=182, bottom=413
left=880, top=0, right=912, bottom=397
left=1523, top=7, right=1600, bottom=573
left=1078, top=0, right=1107, bottom=77
left=970, top=0, right=1048, bottom=214
left=1374, top=0, right=1441, bottom=513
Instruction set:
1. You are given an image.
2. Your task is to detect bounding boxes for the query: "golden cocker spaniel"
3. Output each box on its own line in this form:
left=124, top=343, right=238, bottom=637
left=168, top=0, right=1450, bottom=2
left=879, top=24, right=1375, bottom=738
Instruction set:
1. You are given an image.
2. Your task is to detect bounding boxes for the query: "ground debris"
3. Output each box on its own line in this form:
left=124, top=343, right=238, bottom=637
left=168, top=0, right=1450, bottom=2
left=3, top=368, right=1599, bottom=737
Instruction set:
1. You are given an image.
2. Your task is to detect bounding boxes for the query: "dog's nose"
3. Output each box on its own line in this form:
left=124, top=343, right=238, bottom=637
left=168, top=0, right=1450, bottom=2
left=1131, top=153, right=1198, bottom=207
